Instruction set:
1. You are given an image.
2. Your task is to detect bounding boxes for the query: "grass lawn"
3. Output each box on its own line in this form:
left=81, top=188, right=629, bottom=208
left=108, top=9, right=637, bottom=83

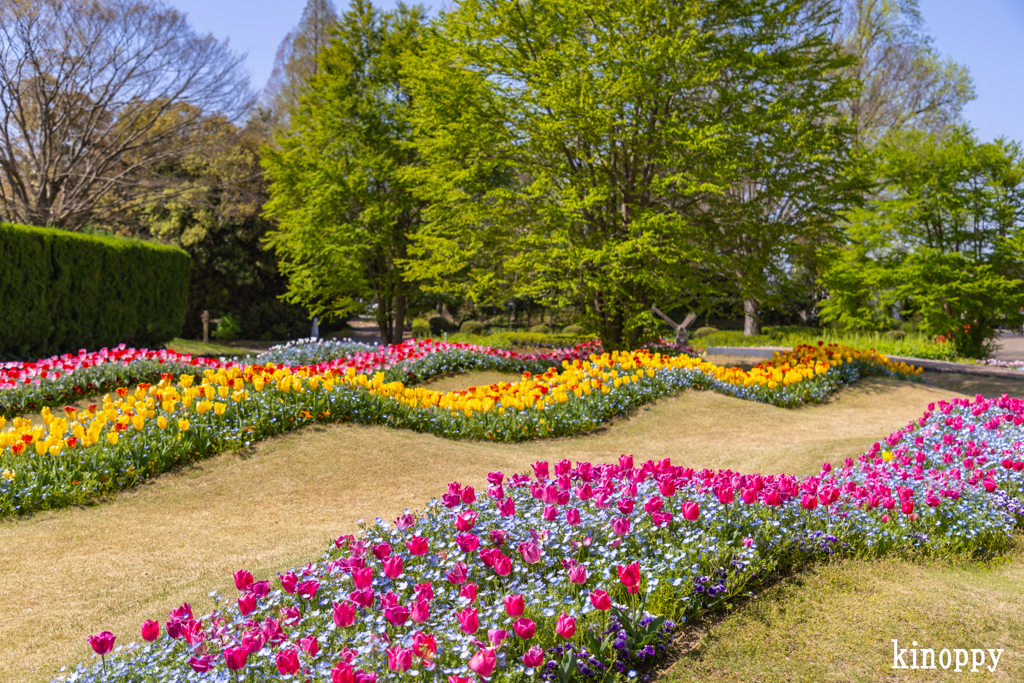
left=3, top=370, right=1024, bottom=682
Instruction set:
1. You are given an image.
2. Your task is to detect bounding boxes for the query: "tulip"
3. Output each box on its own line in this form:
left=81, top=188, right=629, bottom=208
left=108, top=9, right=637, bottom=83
left=300, top=635, right=320, bottom=657
left=224, top=646, right=249, bottom=670
left=493, top=553, right=512, bottom=577
left=568, top=564, right=588, bottom=585
left=140, top=619, right=159, bottom=642
left=901, top=499, right=914, bottom=515
left=456, top=533, right=480, bottom=553
left=555, top=612, right=576, bottom=638
left=457, top=607, right=479, bottom=634
left=238, top=591, right=257, bottom=616
left=532, top=461, right=549, bottom=480
left=523, top=645, right=546, bottom=668
left=333, top=601, right=356, bottom=627
left=333, top=664, right=355, bottom=683
left=461, top=486, right=476, bottom=504
left=460, top=583, right=478, bottom=603
left=489, top=529, right=507, bottom=546
left=513, top=617, right=536, bottom=639
left=681, top=500, right=700, bottom=521
left=488, top=628, right=510, bottom=646
left=372, top=543, right=391, bottom=560
left=589, top=590, right=611, bottom=610
left=406, top=536, right=430, bottom=555
left=383, top=556, right=403, bottom=579
left=445, top=561, right=469, bottom=584
left=241, top=629, right=265, bottom=653
left=385, top=603, right=411, bottom=626
left=566, top=507, right=582, bottom=525
left=715, top=486, right=734, bottom=505
left=543, top=505, right=557, bottom=521
left=387, top=646, right=413, bottom=672
left=233, top=569, right=254, bottom=591
left=279, top=571, right=298, bottom=594
left=456, top=510, right=478, bottom=531
left=410, top=598, right=430, bottom=623
left=277, top=648, right=300, bottom=675
left=189, top=654, right=215, bottom=673
left=617, top=562, right=641, bottom=594
left=498, top=498, right=516, bottom=517
left=352, top=567, right=373, bottom=590
left=519, top=541, right=541, bottom=563
left=297, top=579, right=319, bottom=600
left=413, top=631, right=438, bottom=659
left=88, top=631, right=116, bottom=656
left=612, top=516, right=631, bottom=536
left=252, top=580, right=270, bottom=598
left=801, top=493, right=818, bottom=511
left=469, top=648, right=497, bottom=677
left=505, top=593, right=525, bottom=617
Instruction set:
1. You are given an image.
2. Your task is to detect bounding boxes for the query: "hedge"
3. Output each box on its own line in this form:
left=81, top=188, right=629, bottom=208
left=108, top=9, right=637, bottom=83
left=0, top=223, right=189, bottom=358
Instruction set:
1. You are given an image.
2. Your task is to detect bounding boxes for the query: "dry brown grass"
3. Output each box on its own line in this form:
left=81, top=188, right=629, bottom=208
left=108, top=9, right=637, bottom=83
left=3, top=370, right=1024, bottom=682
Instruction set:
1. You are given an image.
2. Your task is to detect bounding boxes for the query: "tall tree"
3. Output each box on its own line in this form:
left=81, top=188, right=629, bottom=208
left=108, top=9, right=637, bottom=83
left=263, top=0, right=339, bottom=128
left=820, top=126, right=1024, bottom=357
left=403, top=0, right=858, bottom=349
left=262, top=0, right=426, bottom=345
left=0, top=0, right=254, bottom=229
left=834, top=0, right=974, bottom=145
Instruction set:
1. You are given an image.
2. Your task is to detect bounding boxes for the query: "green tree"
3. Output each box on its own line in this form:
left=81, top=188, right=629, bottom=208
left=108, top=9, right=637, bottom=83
left=262, top=0, right=426, bottom=345
left=263, top=0, right=340, bottom=129
left=819, top=126, right=1024, bottom=357
left=402, top=0, right=859, bottom=349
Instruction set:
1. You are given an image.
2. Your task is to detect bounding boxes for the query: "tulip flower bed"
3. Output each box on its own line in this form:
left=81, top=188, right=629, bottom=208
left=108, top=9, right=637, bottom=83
left=57, top=393, right=1024, bottom=683
left=0, top=342, right=915, bottom=516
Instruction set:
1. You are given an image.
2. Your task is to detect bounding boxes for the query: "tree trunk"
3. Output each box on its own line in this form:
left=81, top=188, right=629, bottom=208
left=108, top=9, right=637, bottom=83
left=744, top=298, right=761, bottom=336
left=393, top=294, right=406, bottom=345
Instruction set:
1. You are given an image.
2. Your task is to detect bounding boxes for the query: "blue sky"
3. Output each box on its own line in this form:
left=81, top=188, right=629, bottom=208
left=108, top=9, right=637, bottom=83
left=168, top=0, right=1024, bottom=143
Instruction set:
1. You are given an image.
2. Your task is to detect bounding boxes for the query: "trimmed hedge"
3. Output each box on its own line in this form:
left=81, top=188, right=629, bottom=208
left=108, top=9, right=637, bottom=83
left=0, top=223, right=189, bottom=358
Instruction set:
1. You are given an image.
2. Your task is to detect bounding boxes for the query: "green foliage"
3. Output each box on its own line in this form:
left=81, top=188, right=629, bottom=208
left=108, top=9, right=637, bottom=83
left=428, top=316, right=456, bottom=335
left=211, top=314, right=242, bottom=341
left=883, top=330, right=906, bottom=341
left=411, top=318, right=431, bottom=338
left=698, top=326, right=957, bottom=361
left=561, top=325, right=585, bottom=336
left=820, top=126, right=1024, bottom=358
left=459, top=320, right=486, bottom=336
left=402, top=0, right=859, bottom=351
left=0, top=223, right=189, bottom=357
left=693, top=326, right=719, bottom=339
left=262, top=0, right=427, bottom=345
left=529, top=324, right=552, bottom=335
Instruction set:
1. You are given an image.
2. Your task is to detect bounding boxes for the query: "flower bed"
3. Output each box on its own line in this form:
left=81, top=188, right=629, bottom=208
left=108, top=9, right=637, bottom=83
left=58, top=393, right=1024, bottom=683
left=0, top=343, right=912, bottom=517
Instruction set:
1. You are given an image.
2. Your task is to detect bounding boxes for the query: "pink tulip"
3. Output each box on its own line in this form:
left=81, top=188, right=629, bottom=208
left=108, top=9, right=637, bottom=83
left=716, top=486, right=734, bottom=505
left=543, top=505, right=557, bottom=521
left=523, top=645, right=545, bottom=668
left=488, top=628, right=509, bottom=646
left=233, top=569, right=254, bottom=591
left=590, top=590, right=611, bottom=610
left=383, top=556, right=404, bottom=579
left=681, top=500, right=700, bottom=521
left=241, top=629, right=264, bottom=653
left=801, top=494, right=818, bottom=511
left=188, top=654, right=215, bottom=673
left=140, top=620, right=159, bottom=642
left=513, top=617, right=536, bottom=639
left=385, top=603, right=411, bottom=626
left=555, top=612, right=576, bottom=638
left=300, top=635, right=319, bottom=657
left=469, top=648, right=497, bottom=677
left=413, top=631, right=438, bottom=660
left=568, top=564, right=588, bottom=584
left=456, top=533, right=480, bottom=553
left=457, top=607, right=479, bottom=634
left=612, top=516, right=631, bottom=536
left=387, top=646, right=413, bottom=672
left=519, top=541, right=541, bottom=564
left=277, top=648, right=300, bottom=675
left=88, top=631, right=116, bottom=656
left=224, top=646, right=249, bottom=670
left=461, top=486, right=476, bottom=504
left=406, top=536, right=430, bottom=556
left=252, top=580, right=270, bottom=598
left=445, top=561, right=469, bottom=584
left=352, top=567, right=373, bottom=589
left=415, top=582, right=434, bottom=601
left=334, top=601, right=356, bottom=628
left=617, top=498, right=635, bottom=515
left=505, top=593, right=525, bottom=617
left=456, top=511, right=478, bottom=531
left=489, top=529, right=507, bottom=546
left=566, top=508, right=581, bottom=525
left=532, top=461, right=549, bottom=480
left=372, top=543, right=392, bottom=560
left=411, top=599, right=430, bottom=623
left=644, top=496, right=663, bottom=514
left=498, top=498, right=516, bottom=517
left=450, top=676, right=473, bottom=683
left=333, top=664, right=355, bottom=683
left=297, top=579, right=319, bottom=600
left=658, top=477, right=676, bottom=497
left=493, top=554, right=512, bottom=576
left=460, top=583, right=478, bottom=603
left=901, top=499, right=914, bottom=515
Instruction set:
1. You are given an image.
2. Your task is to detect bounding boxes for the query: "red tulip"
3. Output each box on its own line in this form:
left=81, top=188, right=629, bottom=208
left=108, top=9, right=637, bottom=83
left=385, top=603, right=411, bottom=626
left=224, top=646, right=248, bottom=670
left=413, top=631, right=438, bottom=660
left=456, top=510, right=478, bottom=531
left=333, top=664, right=355, bottom=683
left=493, top=554, right=512, bottom=577
left=297, top=579, right=319, bottom=600
left=681, top=500, right=700, bottom=521
left=300, top=635, right=319, bottom=657
left=238, top=591, right=257, bottom=616
left=617, top=562, right=641, bottom=594
left=405, top=536, right=429, bottom=555
left=277, top=648, right=300, bottom=675
left=901, top=499, right=914, bottom=515
left=801, top=494, right=818, bottom=511
left=140, top=619, right=159, bottom=642
left=88, top=631, right=116, bottom=656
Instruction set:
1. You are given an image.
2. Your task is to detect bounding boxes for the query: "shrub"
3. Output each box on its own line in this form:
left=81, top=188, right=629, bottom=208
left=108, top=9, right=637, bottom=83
left=529, top=323, right=552, bottom=334
left=562, top=324, right=585, bottom=335
left=693, top=326, right=719, bottom=338
left=459, top=320, right=486, bottom=336
left=428, top=316, right=456, bottom=335
left=211, top=313, right=242, bottom=341
left=0, top=222, right=189, bottom=358
left=411, top=318, right=431, bottom=338
left=884, top=329, right=907, bottom=341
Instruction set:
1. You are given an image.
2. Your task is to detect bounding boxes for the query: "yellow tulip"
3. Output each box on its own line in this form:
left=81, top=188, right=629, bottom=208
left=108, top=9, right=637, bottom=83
left=178, top=418, right=190, bottom=431
left=107, top=432, right=118, bottom=445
